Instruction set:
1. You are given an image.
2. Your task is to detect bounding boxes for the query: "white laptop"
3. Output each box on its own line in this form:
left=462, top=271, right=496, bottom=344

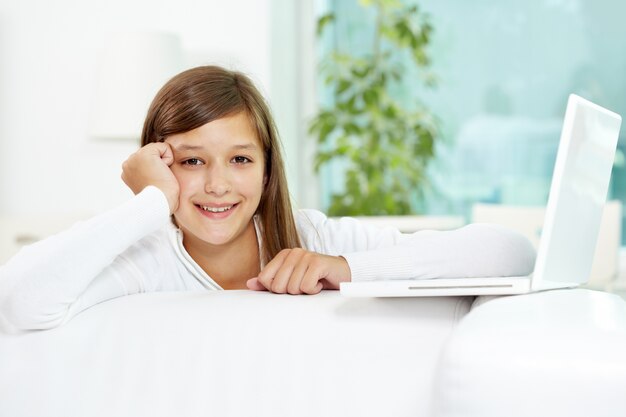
left=340, top=94, right=622, bottom=297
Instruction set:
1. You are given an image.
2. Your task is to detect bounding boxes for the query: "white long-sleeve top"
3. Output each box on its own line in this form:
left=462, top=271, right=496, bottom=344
left=0, top=186, right=536, bottom=331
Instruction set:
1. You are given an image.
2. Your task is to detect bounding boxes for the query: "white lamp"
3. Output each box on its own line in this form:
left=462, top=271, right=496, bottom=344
left=90, top=31, right=183, bottom=141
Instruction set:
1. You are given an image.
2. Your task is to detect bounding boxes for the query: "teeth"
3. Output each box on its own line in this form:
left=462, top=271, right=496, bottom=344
left=201, top=205, right=233, bottom=213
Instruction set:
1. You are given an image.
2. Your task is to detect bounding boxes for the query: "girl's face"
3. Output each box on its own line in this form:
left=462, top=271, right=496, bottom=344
left=166, top=112, right=266, bottom=249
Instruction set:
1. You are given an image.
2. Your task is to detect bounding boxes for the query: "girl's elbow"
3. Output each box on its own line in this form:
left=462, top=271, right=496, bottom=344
left=0, top=293, right=66, bottom=332
left=493, top=227, right=537, bottom=276
left=505, top=233, right=537, bottom=276
left=464, top=223, right=537, bottom=276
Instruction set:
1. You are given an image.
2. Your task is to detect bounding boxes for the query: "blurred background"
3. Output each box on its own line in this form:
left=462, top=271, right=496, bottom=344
left=1, top=0, right=625, bottom=290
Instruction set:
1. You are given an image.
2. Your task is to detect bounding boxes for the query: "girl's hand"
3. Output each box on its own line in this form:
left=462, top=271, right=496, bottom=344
left=121, top=142, right=180, bottom=213
left=246, top=248, right=352, bottom=295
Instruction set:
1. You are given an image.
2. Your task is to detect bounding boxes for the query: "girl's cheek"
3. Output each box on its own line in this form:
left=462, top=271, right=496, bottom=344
left=233, top=172, right=264, bottom=191
left=171, top=171, right=185, bottom=186
left=174, top=171, right=200, bottom=192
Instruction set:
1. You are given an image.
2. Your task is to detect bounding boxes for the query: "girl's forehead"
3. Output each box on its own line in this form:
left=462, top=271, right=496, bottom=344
left=166, top=112, right=263, bottom=151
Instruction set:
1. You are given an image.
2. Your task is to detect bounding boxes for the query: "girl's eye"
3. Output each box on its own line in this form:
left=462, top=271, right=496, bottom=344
left=183, top=158, right=203, bottom=166
left=232, top=156, right=251, bottom=164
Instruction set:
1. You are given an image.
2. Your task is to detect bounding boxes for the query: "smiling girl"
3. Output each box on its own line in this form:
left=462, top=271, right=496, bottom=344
left=0, top=66, right=535, bottom=330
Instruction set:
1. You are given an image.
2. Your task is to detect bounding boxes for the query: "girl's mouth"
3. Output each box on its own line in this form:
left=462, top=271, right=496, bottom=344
left=200, top=204, right=233, bottom=213
left=195, top=203, right=238, bottom=219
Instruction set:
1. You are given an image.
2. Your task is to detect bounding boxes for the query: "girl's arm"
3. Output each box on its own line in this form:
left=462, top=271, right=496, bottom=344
left=0, top=186, right=171, bottom=331
left=0, top=143, right=180, bottom=331
left=297, top=209, right=536, bottom=282
left=248, top=209, right=536, bottom=294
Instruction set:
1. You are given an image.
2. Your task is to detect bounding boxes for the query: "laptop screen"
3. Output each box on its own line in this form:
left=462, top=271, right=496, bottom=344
left=532, top=94, right=621, bottom=287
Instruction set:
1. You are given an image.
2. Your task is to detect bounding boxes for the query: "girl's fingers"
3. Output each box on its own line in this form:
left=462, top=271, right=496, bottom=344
left=286, top=259, right=310, bottom=295
left=246, top=278, right=267, bottom=291
left=256, top=249, right=290, bottom=290
left=155, top=142, right=175, bottom=166
left=301, top=264, right=325, bottom=295
left=255, top=250, right=351, bottom=295
left=121, top=142, right=180, bottom=213
left=269, top=249, right=306, bottom=293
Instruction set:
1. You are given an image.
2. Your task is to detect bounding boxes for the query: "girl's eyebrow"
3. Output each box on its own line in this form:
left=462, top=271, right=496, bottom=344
left=172, top=144, right=204, bottom=152
left=231, top=143, right=259, bottom=151
left=172, top=143, right=260, bottom=152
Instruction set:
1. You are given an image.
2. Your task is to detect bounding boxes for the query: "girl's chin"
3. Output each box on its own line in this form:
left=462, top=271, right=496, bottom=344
left=199, top=234, right=236, bottom=246
left=175, top=209, right=255, bottom=246
left=199, top=223, right=253, bottom=245
left=185, top=227, right=237, bottom=246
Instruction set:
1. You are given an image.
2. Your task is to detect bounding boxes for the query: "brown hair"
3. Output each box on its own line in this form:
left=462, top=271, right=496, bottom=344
left=141, top=65, right=301, bottom=264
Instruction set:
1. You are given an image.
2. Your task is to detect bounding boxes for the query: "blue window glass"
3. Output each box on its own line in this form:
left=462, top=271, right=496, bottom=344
left=317, top=0, right=626, bottom=243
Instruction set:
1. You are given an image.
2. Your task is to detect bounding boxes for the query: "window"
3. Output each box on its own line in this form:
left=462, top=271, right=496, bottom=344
left=316, top=0, right=626, bottom=243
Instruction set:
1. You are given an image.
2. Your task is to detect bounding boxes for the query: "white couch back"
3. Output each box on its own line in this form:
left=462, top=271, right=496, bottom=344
left=0, top=291, right=473, bottom=417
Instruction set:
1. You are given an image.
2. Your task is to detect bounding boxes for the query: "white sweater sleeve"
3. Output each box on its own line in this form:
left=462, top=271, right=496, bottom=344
left=296, top=210, right=537, bottom=282
left=0, top=186, right=171, bottom=331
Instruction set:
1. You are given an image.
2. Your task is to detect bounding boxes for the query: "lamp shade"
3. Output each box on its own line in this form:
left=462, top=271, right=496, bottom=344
left=90, top=31, right=183, bottom=141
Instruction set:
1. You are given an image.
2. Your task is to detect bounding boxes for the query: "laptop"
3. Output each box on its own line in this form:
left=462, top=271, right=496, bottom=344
left=340, top=94, right=622, bottom=297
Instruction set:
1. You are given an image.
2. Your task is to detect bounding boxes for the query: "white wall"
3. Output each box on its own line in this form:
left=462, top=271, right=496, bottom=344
left=269, top=0, right=319, bottom=211
left=0, top=0, right=272, bottom=217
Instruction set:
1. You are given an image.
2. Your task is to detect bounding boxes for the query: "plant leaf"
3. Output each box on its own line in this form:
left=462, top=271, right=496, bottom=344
left=316, top=13, right=335, bottom=36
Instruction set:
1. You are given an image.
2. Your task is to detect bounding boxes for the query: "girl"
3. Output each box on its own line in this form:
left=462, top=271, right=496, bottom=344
left=0, top=66, right=535, bottom=331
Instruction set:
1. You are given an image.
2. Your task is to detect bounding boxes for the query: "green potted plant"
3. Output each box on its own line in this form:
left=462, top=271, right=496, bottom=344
left=309, top=0, right=439, bottom=216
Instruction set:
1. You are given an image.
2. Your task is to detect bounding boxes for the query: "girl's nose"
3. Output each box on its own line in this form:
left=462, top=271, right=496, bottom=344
left=204, top=165, right=231, bottom=196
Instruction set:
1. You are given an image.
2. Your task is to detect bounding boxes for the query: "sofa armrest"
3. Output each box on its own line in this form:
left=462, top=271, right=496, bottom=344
left=433, top=289, right=626, bottom=417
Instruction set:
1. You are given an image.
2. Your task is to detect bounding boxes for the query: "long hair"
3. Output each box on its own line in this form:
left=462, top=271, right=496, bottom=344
left=141, top=65, right=301, bottom=264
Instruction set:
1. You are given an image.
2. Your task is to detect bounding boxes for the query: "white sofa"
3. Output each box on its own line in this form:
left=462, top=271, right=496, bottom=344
left=1, top=288, right=625, bottom=417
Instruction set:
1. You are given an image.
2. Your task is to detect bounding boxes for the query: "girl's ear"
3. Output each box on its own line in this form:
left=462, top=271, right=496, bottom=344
left=263, top=175, right=268, bottom=186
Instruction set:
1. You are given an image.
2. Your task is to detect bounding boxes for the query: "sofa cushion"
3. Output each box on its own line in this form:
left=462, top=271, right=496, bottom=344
left=433, top=289, right=626, bottom=417
left=0, top=290, right=472, bottom=417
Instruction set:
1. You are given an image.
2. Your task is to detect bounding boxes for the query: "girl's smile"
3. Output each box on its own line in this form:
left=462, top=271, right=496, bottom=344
left=195, top=202, right=238, bottom=219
